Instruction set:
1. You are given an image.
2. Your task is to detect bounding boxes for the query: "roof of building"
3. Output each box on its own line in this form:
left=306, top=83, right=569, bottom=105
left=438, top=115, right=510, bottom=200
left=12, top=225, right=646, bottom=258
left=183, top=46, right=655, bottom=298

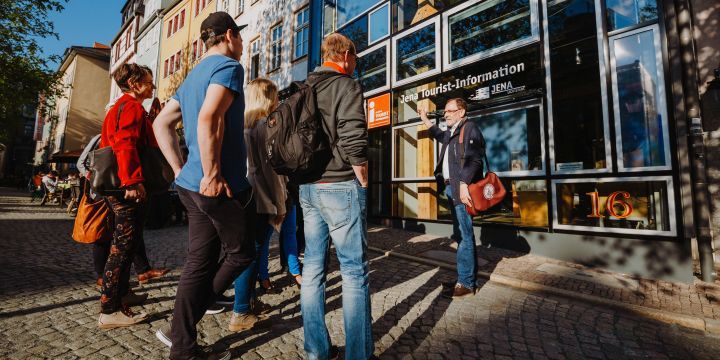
left=57, top=46, right=111, bottom=74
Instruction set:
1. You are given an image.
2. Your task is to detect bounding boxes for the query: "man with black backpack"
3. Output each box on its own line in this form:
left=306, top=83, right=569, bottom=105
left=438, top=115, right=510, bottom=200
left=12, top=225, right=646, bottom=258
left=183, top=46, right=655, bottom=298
left=284, top=33, right=372, bottom=360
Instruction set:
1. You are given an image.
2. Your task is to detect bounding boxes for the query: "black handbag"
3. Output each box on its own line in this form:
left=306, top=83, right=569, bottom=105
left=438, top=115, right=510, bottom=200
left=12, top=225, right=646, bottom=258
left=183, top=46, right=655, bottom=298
left=89, top=102, right=174, bottom=195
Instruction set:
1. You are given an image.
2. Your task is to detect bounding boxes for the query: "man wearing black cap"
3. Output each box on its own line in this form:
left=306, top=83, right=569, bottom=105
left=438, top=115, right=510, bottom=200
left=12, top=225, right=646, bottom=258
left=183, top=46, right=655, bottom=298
left=153, top=11, right=253, bottom=360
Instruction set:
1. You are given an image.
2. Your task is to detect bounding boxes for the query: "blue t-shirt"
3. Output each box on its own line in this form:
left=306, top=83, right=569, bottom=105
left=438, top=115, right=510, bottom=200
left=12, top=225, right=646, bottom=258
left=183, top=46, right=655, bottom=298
left=172, top=54, right=249, bottom=193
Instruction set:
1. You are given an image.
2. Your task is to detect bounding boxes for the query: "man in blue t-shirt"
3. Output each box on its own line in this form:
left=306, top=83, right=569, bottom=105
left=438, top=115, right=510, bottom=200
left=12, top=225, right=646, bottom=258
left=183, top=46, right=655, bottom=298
left=152, top=12, right=255, bottom=360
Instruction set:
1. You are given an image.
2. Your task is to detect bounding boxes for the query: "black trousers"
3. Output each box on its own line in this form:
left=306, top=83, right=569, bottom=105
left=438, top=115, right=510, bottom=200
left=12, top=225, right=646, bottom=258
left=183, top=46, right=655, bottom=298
left=100, top=196, right=145, bottom=314
left=170, top=187, right=257, bottom=359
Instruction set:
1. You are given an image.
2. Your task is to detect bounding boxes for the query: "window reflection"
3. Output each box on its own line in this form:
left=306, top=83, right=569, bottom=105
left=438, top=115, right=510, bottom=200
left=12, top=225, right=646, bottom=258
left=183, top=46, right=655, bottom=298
left=369, top=3, right=390, bottom=43
left=396, top=22, right=437, bottom=82
left=612, top=28, right=668, bottom=169
left=606, top=0, right=658, bottom=31
left=470, top=105, right=543, bottom=175
left=337, top=0, right=381, bottom=28
left=369, top=128, right=391, bottom=183
left=392, top=80, right=445, bottom=124
left=338, top=16, right=369, bottom=53
left=393, top=182, right=444, bottom=220
left=470, top=179, right=548, bottom=227
left=393, top=0, right=463, bottom=32
left=448, top=0, right=533, bottom=64
left=357, top=45, right=387, bottom=93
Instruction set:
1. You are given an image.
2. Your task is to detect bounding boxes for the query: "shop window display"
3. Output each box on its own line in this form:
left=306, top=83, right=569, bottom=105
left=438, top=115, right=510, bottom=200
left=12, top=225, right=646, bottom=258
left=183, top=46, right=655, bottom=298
left=393, top=182, right=451, bottom=220
left=445, top=0, right=537, bottom=68
left=392, top=123, right=436, bottom=180
left=553, top=177, right=674, bottom=235
left=610, top=26, right=670, bottom=170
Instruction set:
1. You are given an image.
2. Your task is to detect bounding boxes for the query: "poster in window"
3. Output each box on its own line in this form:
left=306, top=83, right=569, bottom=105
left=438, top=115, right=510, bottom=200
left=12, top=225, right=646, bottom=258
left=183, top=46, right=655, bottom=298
left=367, top=93, right=391, bottom=129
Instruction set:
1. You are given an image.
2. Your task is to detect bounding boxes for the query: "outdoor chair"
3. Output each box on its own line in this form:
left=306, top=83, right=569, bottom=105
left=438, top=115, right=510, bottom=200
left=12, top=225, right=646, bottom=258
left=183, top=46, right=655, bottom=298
left=39, top=183, right=63, bottom=207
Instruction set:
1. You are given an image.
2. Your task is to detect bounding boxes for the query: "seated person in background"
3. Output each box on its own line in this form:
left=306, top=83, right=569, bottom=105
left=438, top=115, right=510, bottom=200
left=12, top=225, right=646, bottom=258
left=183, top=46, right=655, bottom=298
left=42, top=171, right=59, bottom=193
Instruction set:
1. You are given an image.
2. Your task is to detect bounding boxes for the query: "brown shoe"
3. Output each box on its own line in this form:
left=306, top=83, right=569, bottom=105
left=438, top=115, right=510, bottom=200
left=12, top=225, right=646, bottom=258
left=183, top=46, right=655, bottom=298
left=138, top=268, right=169, bottom=284
left=442, top=284, right=475, bottom=299
left=98, top=306, right=148, bottom=329
left=228, top=312, right=265, bottom=332
left=121, top=290, right=148, bottom=306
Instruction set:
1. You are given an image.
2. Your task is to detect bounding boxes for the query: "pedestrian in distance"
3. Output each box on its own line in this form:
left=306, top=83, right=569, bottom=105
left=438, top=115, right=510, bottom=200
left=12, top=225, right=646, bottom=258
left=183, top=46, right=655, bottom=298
left=419, top=98, right=486, bottom=299
left=152, top=11, right=253, bottom=360
left=296, top=33, right=373, bottom=360
left=96, top=63, right=160, bottom=329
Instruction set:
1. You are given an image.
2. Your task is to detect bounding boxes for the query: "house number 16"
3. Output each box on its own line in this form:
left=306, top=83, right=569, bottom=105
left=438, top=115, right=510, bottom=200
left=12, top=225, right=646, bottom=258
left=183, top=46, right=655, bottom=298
left=586, top=191, right=634, bottom=219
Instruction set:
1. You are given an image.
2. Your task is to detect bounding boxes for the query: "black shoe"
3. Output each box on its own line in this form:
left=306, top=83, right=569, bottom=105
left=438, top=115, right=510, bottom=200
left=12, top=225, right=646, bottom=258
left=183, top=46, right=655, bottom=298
left=441, top=281, right=455, bottom=289
left=188, top=346, right=231, bottom=360
left=205, top=303, right=225, bottom=315
left=215, top=294, right=234, bottom=306
left=329, top=345, right=340, bottom=360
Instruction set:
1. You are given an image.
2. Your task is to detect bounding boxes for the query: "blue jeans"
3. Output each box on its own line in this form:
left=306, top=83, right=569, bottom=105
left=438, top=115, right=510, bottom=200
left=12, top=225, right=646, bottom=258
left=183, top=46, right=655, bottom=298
left=258, top=204, right=301, bottom=280
left=280, top=204, right=301, bottom=276
left=233, top=221, right=273, bottom=314
left=445, top=185, right=477, bottom=289
left=299, top=180, right=373, bottom=360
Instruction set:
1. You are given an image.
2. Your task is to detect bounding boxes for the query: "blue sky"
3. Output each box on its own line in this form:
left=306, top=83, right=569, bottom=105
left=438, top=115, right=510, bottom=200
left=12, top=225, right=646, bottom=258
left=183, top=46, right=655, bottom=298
left=39, top=0, right=124, bottom=69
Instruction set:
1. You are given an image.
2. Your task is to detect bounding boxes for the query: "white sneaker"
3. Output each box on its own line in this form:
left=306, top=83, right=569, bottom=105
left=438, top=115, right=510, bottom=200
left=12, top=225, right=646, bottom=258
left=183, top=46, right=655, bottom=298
left=155, top=325, right=172, bottom=347
left=205, top=304, right=225, bottom=315
left=97, top=308, right=148, bottom=329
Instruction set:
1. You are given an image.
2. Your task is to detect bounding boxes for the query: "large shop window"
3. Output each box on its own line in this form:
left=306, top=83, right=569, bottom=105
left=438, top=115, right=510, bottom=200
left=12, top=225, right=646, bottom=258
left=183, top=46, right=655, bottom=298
left=392, top=122, right=436, bottom=180
left=369, top=3, right=390, bottom=44
left=393, top=80, right=453, bottom=125
left=469, top=102, right=544, bottom=176
left=546, top=0, right=611, bottom=174
left=369, top=128, right=392, bottom=217
left=443, top=0, right=539, bottom=70
left=605, top=0, right=658, bottom=31
left=393, top=17, right=441, bottom=86
left=356, top=41, right=390, bottom=96
left=393, top=0, right=464, bottom=32
left=552, top=177, right=675, bottom=236
left=610, top=25, right=670, bottom=171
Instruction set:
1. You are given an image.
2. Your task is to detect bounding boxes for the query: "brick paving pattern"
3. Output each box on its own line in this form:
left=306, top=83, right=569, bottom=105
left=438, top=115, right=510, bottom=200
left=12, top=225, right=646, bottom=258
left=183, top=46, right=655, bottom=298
left=1, top=188, right=719, bottom=359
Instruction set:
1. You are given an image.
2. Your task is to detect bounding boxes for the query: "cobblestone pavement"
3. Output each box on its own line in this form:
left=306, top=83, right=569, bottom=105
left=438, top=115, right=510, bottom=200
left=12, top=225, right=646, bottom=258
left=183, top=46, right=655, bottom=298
left=1, top=189, right=720, bottom=359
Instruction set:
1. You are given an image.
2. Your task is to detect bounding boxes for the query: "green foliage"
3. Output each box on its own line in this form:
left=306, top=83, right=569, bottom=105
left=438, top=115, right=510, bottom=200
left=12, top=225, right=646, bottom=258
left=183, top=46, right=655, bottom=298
left=0, top=0, right=68, bottom=142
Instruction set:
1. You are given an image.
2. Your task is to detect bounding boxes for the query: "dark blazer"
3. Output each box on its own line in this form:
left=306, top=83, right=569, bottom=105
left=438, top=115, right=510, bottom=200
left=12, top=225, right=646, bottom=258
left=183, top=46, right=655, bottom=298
left=429, top=119, right=486, bottom=202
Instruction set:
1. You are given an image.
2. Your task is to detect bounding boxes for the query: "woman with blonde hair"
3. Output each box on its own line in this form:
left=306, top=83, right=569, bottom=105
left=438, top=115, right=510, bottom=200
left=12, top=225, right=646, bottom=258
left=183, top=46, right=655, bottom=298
left=229, top=78, right=301, bottom=331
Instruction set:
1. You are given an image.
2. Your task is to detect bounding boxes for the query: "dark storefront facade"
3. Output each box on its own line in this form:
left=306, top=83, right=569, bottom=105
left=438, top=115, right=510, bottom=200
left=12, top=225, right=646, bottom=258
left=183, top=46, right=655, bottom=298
left=318, top=0, right=704, bottom=282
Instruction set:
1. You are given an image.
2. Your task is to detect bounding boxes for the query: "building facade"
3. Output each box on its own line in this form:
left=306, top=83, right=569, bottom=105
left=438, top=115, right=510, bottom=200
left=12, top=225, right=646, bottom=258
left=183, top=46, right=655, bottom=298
left=136, top=0, right=176, bottom=109
left=110, top=0, right=146, bottom=104
left=316, top=0, right=718, bottom=282
left=157, top=0, right=216, bottom=101
left=45, top=46, right=111, bottom=163
left=220, top=0, right=311, bottom=93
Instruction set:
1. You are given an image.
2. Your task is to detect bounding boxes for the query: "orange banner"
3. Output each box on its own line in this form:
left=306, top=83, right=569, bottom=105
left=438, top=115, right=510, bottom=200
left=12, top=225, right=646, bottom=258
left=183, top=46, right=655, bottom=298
left=367, top=93, right=390, bottom=129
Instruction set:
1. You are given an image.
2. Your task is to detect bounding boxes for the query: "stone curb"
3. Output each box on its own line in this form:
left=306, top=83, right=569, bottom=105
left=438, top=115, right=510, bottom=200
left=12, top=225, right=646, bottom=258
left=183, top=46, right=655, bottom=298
left=368, top=246, right=720, bottom=335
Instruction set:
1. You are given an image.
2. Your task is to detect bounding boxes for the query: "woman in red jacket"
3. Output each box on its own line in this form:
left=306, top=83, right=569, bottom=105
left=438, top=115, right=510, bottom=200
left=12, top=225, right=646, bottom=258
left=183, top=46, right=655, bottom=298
left=97, top=63, right=158, bottom=329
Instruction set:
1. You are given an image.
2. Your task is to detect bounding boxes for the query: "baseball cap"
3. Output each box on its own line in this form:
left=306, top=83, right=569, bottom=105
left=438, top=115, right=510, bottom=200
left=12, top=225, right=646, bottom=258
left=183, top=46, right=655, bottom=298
left=200, top=12, right=247, bottom=41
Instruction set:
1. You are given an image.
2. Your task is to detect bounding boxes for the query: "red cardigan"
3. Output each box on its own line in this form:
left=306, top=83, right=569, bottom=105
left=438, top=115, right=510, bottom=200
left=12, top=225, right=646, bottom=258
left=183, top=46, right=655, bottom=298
left=100, top=94, right=158, bottom=187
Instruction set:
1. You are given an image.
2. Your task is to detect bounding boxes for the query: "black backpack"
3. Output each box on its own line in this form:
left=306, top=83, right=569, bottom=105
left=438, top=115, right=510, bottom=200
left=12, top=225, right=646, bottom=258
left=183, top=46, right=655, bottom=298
left=263, top=72, right=342, bottom=181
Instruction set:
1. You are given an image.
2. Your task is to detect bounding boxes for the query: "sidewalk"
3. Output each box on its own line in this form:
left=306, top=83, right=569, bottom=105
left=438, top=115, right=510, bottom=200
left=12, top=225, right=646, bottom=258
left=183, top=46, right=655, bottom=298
left=367, top=226, right=720, bottom=334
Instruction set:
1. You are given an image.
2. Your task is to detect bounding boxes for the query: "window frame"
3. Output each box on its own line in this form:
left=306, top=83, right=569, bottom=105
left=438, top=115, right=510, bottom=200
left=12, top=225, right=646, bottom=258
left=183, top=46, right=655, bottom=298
left=609, top=24, right=672, bottom=173
left=293, top=7, right=310, bottom=60
left=368, top=2, right=390, bottom=46
left=237, top=0, right=245, bottom=15
left=551, top=175, right=677, bottom=236
left=392, top=15, right=442, bottom=87
left=249, top=36, right=261, bottom=81
left=545, top=0, right=613, bottom=175
left=442, top=0, right=541, bottom=72
left=391, top=121, right=439, bottom=181
left=357, top=40, right=391, bottom=98
left=466, top=100, right=546, bottom=177
left=268, top=23, right=283, bottom=73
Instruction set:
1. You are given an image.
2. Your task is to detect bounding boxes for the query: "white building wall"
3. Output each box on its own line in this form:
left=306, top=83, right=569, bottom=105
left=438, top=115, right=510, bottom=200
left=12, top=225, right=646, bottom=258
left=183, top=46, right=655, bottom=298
left=221, top=0, right=310, bottom=91
left=136, top=20, right=162, bottom=110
